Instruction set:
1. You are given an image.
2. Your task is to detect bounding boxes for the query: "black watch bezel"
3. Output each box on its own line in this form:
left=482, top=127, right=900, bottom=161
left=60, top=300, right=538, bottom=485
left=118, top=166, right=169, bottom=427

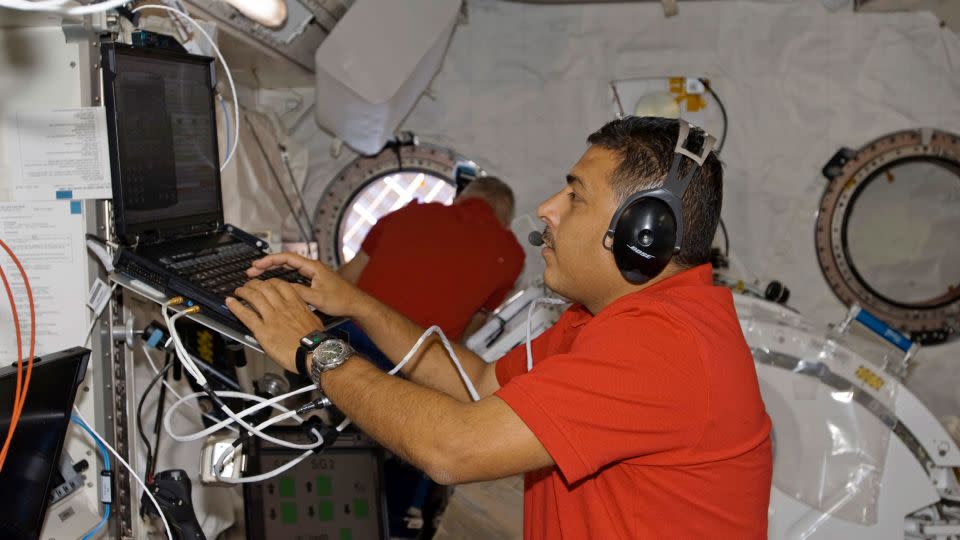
left=295, top=330, right=329, bottom=378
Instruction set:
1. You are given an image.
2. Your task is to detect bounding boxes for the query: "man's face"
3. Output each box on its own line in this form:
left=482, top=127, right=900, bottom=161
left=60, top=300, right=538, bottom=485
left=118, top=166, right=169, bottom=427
left=537, top=146, right=625, bottom=309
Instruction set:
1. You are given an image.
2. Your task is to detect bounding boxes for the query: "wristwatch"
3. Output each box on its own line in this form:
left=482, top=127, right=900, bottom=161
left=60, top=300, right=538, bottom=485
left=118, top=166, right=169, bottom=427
left=309, top=338, right=355, bottom=389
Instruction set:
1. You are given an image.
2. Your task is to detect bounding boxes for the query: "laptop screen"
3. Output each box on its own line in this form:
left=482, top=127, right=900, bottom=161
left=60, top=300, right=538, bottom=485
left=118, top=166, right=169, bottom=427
left=0, top=347, right=89, bottom=540
left=102, top=44, right=223, bottom=243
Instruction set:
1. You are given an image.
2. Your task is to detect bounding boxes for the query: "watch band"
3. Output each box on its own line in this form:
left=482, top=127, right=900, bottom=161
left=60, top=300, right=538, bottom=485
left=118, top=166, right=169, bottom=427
left=296, top=330, right=329, bottom=378
left=295, top=347, right=309, bottom=378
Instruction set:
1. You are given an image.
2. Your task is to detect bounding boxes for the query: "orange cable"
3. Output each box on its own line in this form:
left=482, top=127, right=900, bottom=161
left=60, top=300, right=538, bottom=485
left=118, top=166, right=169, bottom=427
left=0, top=239, right=36, bottom=472
left=0, top=265, right=22, bottom=473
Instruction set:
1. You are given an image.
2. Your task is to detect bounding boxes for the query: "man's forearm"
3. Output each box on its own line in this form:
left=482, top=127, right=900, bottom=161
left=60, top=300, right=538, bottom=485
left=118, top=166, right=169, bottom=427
left=336, top=251, right=367, bottom=285
left=320, top=356, right=467, bottom=483
left=349, top=293, right=498, bottom=400
left=321, top=356, right=555, bottom=486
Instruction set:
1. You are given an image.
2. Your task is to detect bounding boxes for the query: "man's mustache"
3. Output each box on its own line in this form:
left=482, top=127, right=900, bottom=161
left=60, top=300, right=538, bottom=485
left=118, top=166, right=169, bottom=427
left=541, top=228, right=555, bottom=249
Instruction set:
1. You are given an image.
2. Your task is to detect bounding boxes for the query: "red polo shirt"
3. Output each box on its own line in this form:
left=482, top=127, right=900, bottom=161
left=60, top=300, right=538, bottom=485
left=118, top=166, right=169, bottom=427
left=358, top=198, right=524, bottom=340
left=495, top=264, right=772, bottom=539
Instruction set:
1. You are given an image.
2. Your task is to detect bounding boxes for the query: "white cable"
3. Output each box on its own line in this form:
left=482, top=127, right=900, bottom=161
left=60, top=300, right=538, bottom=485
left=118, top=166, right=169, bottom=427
left=67, top=0, right=132, bottom=15
left=161, top=306, right=191, bottom=363
left=11, top=0, right=70, bottom=8
left=250, top=408, right=300, bottom=430
left=164, top=310, right=234, bottom=393
left=219, top=449, right=312, bottom=484
left=165, top=310, right=206, bottom=385
left=215, top=397, right=321, bottom=451
left=130, top=4, right=239, bottom=171
left=214, top=409, right=314, bottom=484
left=161, top=303, right=209, bottom=387
left=158, top=382, right=321, bottom=482
left=85, top=239, right=115, bottom=273
left=0, top=0, right=137, bottom=15
left=140, top=342, right=239, bottom=432
left=168, top=311, right=203, bottom=381
left=72, top=407, right=174, bottom=540
left=160, top=301, right=323, bottom=450
left=82, top=284, right=119, bottom=347
left=390, top=325, right=480, bottom=402
left=336, top=324, right=483, bottom=434
left=526, top=298, right=567, bottom=372
left=0, top=0, right=73, bottom=11
left=163, top=388, right=319, bottom=448
left=155, top=301, right=320, bottom=482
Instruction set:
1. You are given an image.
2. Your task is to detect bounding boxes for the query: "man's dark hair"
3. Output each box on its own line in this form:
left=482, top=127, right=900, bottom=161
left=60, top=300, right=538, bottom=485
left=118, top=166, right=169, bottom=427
left=587, top=116, right=723, bottom=267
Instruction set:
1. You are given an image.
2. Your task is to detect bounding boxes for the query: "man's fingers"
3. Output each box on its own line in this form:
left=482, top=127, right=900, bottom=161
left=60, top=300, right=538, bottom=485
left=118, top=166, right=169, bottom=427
left=291, top=283, right=324, bottom=306
left=245, top=253, right=291, bottom=277
left=251, top=253, right=307, bottom=269
left=247, top=253, right=320, bottom=279
left=242, top=280, right=291, bottom=311
left=233, top=285, right=275, bottom=317
left=266, top=278, right=302, bottom=304
left=225, top=297, right=263, bottom=333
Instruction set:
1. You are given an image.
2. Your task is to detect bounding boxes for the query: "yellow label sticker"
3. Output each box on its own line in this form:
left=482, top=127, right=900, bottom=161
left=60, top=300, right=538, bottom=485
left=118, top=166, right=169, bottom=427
left=855, top=365, right=885, bottom=391
left=198, top=329, right=215, bottom=362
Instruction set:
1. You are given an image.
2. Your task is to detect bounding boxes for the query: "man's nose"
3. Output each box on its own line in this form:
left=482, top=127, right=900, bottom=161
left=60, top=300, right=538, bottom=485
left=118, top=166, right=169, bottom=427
left=537, top=190, right=565, bottom=228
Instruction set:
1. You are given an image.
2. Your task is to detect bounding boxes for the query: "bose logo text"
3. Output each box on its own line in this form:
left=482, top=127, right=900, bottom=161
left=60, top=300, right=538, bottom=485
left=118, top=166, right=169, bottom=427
left=628, top=244, right=655, bottom=259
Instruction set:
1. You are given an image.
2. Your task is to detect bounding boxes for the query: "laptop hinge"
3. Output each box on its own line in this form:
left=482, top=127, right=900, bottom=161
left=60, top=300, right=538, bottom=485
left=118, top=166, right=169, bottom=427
left=137, top=221, right=222, bottom=246
left=136, top=230, right=162, bottom=246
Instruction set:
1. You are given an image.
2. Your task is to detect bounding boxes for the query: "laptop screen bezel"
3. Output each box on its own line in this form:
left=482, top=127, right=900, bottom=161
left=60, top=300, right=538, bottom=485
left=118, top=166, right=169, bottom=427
left=101, top=43, right=225, bottom=245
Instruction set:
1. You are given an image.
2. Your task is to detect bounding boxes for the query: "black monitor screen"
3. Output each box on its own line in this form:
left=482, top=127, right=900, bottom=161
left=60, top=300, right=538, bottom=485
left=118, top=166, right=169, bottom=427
left=0, top=348, right=89, bottom=540
left=103, top=45, right=223, bottom=240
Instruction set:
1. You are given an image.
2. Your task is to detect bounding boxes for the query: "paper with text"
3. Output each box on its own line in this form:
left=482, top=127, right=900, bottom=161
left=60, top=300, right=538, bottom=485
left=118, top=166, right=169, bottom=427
left=0, top=201, right=89, bottom=362
left=6, top=107, right=112, bottom=201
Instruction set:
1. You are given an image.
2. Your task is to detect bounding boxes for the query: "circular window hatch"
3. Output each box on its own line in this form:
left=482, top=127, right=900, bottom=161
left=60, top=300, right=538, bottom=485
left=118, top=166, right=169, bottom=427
left=816, top=128, right=960, bottom=345
left=337, top=171, right=455, bottom=262
left=313, top=142, right=473, bottom=268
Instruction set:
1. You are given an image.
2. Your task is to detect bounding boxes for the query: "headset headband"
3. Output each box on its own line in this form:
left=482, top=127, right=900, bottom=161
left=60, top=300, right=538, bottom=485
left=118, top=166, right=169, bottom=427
left=604, top=119, right=716, bottom=246
left=661, top=119, right=717, bottom=195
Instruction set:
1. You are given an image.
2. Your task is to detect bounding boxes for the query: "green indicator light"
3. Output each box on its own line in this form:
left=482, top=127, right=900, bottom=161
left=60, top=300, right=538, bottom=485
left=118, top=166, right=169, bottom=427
left=318, top=500, right=334, bottom=521
left=279, top=477, right=295, bottom=497
left=354, top=499, right=368, bottom=519
left=316, top=475, right=332, bottom=496
left=281, top=502, right=297, bottom=524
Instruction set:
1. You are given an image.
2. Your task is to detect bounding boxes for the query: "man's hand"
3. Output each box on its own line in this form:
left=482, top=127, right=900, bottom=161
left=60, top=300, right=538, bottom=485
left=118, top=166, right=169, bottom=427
left=246, top=252, right=324, bottom=279
left=225, top=279, right=324, bottom=372
left=246, top=253, right=366, bottom=318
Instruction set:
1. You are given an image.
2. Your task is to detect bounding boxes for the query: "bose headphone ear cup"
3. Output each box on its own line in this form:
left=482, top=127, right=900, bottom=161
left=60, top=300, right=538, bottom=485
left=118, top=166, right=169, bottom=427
left=611, top=198, right=677, bottom=283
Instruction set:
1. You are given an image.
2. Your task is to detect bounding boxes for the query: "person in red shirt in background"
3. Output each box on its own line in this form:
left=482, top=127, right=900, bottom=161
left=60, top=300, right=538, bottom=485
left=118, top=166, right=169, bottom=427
left=336, top=176, right=524, bottom=370
left=230, top=116, right=773, bottom=539
left=331, top=176, right=524, bottom=536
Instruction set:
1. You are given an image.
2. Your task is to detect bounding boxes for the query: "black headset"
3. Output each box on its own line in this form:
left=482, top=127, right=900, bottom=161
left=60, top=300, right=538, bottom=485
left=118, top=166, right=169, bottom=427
left=601, top=119, right=717, bottom=284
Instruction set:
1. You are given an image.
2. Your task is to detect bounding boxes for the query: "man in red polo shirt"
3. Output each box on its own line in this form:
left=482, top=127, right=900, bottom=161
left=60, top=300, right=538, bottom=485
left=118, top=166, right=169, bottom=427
left=230, top=116, right=773, bottom=538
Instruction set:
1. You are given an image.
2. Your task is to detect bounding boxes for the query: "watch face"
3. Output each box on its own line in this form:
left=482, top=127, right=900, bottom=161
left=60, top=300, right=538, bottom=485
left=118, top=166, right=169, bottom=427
left=317, top=340, right=347, bottom=366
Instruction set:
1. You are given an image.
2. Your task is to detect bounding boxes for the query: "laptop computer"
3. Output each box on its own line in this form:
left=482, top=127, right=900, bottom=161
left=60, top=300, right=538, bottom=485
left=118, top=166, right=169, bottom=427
left=0, top=347, right=90, bottom=540
left=101, top=43, right=338, bottom=336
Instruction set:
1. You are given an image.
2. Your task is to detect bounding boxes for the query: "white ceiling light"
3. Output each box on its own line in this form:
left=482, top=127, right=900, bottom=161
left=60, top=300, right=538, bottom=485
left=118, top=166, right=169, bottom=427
left=221, top=0, right=288, bottom=29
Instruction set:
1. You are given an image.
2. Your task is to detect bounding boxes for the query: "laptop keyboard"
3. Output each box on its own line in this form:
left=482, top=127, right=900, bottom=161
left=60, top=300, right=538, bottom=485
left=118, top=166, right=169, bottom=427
left=161, top=243, right=307, bottom=298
